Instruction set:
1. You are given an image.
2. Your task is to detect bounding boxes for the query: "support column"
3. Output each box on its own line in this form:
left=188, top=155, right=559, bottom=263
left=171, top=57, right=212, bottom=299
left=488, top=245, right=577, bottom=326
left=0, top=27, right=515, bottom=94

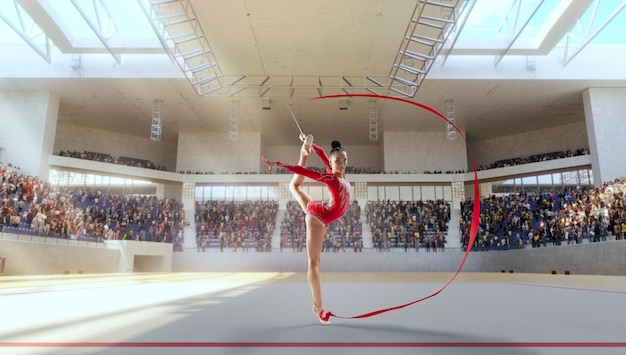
left=0, top=90, right=59, bottom=180
left=583, top=88, right=626, bottom=187
left=181, top=181, right=197, bottom=250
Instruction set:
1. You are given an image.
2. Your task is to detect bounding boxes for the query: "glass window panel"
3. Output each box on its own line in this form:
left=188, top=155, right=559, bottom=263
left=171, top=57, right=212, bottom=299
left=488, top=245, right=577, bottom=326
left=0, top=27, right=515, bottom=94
left=522, top=176, right=537, bottom=191
left=399, top=186, right=413, bottom=201
left=368, top=186, right=378, bottom=201
left=434, top=186, right=443, bottom=200
left=537, top=174, right=552, bottom=185
left=233, top=186, right=247, bottom=201
left=443, top=185, right=452, bottom=201
left=268, top=186, right=279, bottom=200
left=512, top=177, right=521, bottom=192
left=385, top=186, right=399, bottom=201
left=224, top=186, right=234, bottom=200
left=421, top=186, right=435, bottom=201
left=378, top=186, right=385, bottom=200
left=538, top=174, right=553, bottom=192
left=95, top=175, right=110, bottom=186
left=580, top=170, right=588, bottom=187
left=560, top=171, right=581, bottom=187
left=110, top=176, right=125, bottom=185
left=69, top=172, right=84, bottom=186
left=413, top=186, right=421, bottom=201
left=132, top=178, right=152, bottom=185
left=212, top=186, right=225, bottom=200
left=247, top=186, right=261, bottom=200
left=195, top=186, right=204, bottom=202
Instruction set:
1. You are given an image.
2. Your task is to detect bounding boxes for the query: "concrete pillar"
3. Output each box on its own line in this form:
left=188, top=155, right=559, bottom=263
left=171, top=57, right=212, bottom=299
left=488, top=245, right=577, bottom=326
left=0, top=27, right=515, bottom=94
left=181, top=181, right=197, bottom=250
left=0, top=90, right=59, bottom=180
left=583, top=88, right=626, bottom=187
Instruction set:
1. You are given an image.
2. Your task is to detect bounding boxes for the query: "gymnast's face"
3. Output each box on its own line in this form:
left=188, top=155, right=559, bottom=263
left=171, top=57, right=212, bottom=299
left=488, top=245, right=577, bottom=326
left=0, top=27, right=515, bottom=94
left=331, top=151, right=348, bottom=174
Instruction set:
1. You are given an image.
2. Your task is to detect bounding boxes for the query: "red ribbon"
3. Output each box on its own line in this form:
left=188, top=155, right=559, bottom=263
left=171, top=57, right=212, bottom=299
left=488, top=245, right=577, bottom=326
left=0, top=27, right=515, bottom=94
left=309, top=94, right=480, bottom=321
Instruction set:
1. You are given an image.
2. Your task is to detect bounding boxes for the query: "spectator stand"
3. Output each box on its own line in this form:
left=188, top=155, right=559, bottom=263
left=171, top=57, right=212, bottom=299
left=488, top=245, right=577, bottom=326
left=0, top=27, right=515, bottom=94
left=1, top=164, right=184, bottom=245
left=195, top=200, right=278, bottom=252
left=459, top=178, right=625, bottom=251
left=279, top=200, right=362, bottom=253
left=366, top=199, right=450, bottom=252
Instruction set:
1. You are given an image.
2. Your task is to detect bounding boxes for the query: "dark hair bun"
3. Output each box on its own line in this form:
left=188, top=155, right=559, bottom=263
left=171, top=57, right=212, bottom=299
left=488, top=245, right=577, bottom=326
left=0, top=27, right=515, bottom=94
left=331, top=140, right=342, bottom=149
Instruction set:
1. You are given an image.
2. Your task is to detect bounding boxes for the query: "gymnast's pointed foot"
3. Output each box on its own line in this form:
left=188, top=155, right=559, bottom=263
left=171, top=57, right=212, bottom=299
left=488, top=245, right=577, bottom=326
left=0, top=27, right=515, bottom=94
left=312, top=305, right=331, bottom=325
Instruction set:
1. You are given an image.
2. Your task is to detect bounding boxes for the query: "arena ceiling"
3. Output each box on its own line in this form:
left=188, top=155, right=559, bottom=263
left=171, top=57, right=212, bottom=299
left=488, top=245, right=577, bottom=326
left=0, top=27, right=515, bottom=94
left=1, top=0, right=626, bottom=147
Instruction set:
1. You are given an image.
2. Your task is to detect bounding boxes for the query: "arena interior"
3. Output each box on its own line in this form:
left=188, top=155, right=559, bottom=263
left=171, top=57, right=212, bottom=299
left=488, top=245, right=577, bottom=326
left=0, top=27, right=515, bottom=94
left=1, top=1, right=626, bottom=354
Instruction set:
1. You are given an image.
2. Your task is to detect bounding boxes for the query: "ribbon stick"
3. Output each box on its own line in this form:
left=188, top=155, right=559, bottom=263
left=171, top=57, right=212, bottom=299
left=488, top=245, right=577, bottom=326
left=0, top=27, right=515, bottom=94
left=309, top=94, right=480, bottom=321
left=286, top=104, right=305, bottom=136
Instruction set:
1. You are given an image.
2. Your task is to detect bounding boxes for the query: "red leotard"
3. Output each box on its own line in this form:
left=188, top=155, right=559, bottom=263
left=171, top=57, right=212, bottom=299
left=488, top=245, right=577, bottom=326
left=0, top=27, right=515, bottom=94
left=277, top=143, right=351, bottom=228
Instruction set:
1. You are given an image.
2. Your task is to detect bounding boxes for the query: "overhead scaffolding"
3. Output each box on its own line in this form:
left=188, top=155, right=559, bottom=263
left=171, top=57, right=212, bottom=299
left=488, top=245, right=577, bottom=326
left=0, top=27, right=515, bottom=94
left=138, top=0, right=224, bottom=96
left=389, top=0, right=473, bottom=98
left=0, top=0, right=51, bottom=63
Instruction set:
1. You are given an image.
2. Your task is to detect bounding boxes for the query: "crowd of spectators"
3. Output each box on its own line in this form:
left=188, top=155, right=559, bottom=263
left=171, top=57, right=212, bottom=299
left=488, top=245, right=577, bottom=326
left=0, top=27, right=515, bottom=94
left=475, top=148, right=589, bottom=171
left=59, top=147, right=587, bottom=176
left=459, top=177, right=626, bottom=251
left=279, top=200, right=362, bottom=252
left=58, top=150, right=168, bottom=171
left=194, top=200, right=278, bottom=252
left=367, top=199, right=450, bottom=252
left=0, top=164, right=185, bottom=247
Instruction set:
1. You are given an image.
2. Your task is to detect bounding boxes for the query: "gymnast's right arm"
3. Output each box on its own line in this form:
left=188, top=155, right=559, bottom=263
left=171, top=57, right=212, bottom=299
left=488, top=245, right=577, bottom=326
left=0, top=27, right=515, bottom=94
left=260, top=156, right=324, bottom=181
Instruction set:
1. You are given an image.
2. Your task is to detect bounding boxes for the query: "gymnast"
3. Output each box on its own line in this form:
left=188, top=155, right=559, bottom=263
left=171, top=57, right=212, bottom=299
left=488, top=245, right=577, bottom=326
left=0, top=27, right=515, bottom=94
left=261, top=134, right=351, bottom=325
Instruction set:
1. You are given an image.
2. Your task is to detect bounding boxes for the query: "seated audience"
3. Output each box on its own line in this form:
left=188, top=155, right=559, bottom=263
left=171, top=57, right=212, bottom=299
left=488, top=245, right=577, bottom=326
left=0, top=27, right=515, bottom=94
left=459, top=177, right=625, bottom=251
left=58, top=150, right=167, bottom=171
left=195, top=200, right=278, bottom=252
left=367, top=199, right=450, bottom=251
left=0, top=164, right=184, bottom=245
left=280, top=200, right=362, bottom=252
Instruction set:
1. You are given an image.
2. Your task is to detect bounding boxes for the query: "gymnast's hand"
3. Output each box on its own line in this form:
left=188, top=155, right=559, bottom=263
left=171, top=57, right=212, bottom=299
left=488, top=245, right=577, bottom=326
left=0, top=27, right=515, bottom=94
left=260, top=156, right=277, bottom=172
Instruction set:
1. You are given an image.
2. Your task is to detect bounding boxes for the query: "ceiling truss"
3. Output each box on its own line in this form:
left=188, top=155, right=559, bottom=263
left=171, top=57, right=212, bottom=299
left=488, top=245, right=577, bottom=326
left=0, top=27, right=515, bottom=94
left=0, top=0, right=51, bottom=63
left=70, top=0, right=121, bottom=64
left=562, top=0, right=626, bottom=65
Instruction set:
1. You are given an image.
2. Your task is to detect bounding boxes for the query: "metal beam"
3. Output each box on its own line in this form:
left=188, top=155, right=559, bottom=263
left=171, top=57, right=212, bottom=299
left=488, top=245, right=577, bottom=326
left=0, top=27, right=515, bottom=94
left=137, top=0, right=223, bottom=96
left=563, top=0, right=626, bottom=66
left=0, top=0, right=51, bottom=63
left=439, top=0, right=477, bottom=67
left=70, top=0, right=122, bottom=64
left=388, top=0, right=472, bottom=98
left=494, top=0, right=546, bottom=66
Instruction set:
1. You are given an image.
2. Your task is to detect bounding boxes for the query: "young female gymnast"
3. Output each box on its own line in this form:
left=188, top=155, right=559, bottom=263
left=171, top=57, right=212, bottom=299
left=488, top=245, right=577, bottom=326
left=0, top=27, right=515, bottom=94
left=260, top=134, right=351, bottom=325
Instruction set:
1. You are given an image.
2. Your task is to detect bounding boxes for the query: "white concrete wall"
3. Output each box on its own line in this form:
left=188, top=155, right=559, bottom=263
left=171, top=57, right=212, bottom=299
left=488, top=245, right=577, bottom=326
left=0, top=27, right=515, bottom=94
left=265, top=144, right=382, bottom=172
left=117, top=240, right=173, bottom=273
left=470, top=121, right=588, bottom=168
left=383, top=131, right=468, bottom=173
left=171, top=240, right=626, bottom=276
left=54, top=122, right=178, bottom=171
left=0, top=90, right=59, bottom=179
left=0, top=237, right=120, bottom=275
left=583, top=88, right=626, bottom=186
left=0, top=235, right=173, bottom=275
left=176, top=131, right=262, bottom=173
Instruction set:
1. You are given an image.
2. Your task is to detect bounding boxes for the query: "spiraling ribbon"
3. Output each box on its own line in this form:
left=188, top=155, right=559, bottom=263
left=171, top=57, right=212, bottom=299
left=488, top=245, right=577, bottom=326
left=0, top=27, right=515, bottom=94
left=308, top=94, right=480, bottom=322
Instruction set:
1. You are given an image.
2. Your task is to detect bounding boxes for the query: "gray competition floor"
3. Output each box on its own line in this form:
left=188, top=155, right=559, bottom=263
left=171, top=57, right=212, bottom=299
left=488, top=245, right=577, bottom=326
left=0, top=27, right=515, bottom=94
left=0, top=272, right=625, bottom=355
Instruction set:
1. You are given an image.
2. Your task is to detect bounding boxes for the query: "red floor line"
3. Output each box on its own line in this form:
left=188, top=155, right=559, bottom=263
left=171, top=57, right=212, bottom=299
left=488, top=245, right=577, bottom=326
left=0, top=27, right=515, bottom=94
left=2, top=342, right=626, bottom=348
left=511, top=282, right=626, bottom=294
